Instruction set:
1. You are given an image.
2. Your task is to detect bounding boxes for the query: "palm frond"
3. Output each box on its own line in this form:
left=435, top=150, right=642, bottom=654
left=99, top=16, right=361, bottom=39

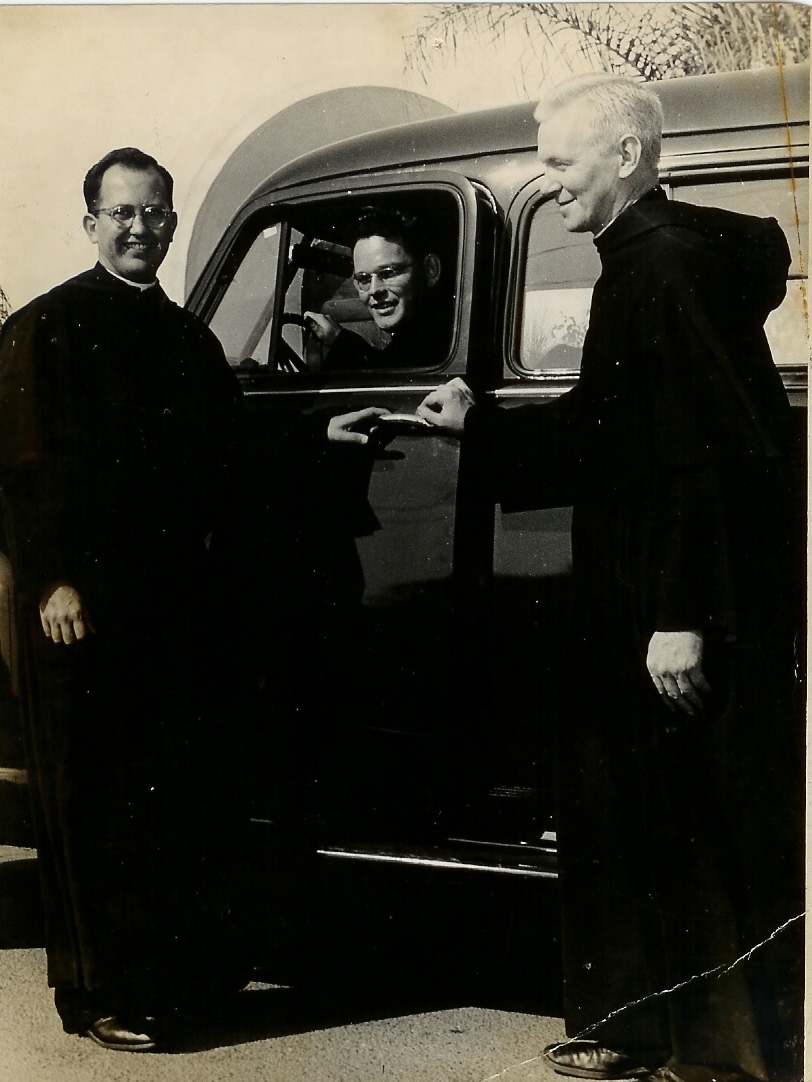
left=406, top=2, right=810, bottom=97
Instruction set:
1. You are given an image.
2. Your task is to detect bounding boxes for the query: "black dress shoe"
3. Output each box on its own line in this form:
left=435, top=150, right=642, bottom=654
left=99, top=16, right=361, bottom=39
left=86, top=1014, right=158, bottom=1052
left=543, top=1041, right=670, bottom=1079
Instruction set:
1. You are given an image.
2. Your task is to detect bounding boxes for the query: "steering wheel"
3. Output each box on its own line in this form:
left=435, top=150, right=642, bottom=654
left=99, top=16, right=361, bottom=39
left=275, top=313, right=310, bottom=375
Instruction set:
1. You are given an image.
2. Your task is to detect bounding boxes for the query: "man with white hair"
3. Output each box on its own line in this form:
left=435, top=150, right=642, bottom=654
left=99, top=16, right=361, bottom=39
left=418, top=75, right=802, bottom=1082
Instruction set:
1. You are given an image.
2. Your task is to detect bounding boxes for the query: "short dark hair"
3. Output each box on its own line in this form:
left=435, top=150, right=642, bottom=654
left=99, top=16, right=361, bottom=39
left=83, top=148, right=174, bottom=212
left=353, top=205, right=433, bottom=261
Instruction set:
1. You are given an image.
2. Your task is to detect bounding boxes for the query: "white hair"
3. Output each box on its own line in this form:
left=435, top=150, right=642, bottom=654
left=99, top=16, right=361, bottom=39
left=535, top=74, right=663, bottom=174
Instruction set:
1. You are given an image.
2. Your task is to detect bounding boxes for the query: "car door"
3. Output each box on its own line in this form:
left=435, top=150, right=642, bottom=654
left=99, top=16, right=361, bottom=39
left=192, top=174, right=498, bottom=850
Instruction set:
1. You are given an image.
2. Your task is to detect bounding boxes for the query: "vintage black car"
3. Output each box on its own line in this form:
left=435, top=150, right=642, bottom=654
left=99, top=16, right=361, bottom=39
left=186, top=63, right=808, bottom=892
left=1, top=68, right=807, bottom=960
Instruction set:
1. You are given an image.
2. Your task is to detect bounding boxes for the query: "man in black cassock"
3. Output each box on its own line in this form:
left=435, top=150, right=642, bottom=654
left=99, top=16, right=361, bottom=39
left=0, top=148, right=246, bottom=1051
left=418, top=76, right=803, bottom=1082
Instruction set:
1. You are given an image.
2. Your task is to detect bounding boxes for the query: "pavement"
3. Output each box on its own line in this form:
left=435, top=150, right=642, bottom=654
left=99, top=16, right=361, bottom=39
left=0, top=846, right=568, bottom=1082
left=0, top=950, right=566, bottom=1082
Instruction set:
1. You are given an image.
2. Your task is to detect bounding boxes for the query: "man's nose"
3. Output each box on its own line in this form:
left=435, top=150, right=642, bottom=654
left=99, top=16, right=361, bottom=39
left=539, top=172, right=561, bottom=197
left=128, top=211, right=150, bottom=234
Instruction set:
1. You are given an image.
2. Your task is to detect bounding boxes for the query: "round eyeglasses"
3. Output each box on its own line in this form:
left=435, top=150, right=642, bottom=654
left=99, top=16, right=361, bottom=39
left=93, top=204, right=174, bottom=230
left=352, top=263, right=414, bottom=292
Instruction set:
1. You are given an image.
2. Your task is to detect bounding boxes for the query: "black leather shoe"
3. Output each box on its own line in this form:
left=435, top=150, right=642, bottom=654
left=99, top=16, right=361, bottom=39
left=86, top=1014, right=158, bottom=1052
left=543, top=1041, right=670, bottom=1079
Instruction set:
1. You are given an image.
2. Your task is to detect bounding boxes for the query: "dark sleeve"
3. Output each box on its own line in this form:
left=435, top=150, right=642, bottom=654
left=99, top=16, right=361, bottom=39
left=645, top=463, right=737, bottom=634
left=463, top=386, right=591, bottom=512
left=635, top=234, right=793, bottom=635
left=0, top=305, right=80, bottom=603
left=202, top=324, right=244, bottom=467
left=309, top=408, right=380, bottom=538
left=321, top=328, right=376, bottom=372
left=645, top=457, right=795, bottom=641
left=196, top=325, right=245, bottom=532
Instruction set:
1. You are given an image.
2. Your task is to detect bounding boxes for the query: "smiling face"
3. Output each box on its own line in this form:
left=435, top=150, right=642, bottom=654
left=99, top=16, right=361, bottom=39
left=351, top=235, right=428, bottom=334
left=83, top=164, right=176, bottom=282
left=536, top=104, right=628, bottom=235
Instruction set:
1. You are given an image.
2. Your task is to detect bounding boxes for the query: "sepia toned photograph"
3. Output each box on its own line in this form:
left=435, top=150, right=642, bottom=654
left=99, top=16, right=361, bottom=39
left=0, top=4, right=808, bottom=1080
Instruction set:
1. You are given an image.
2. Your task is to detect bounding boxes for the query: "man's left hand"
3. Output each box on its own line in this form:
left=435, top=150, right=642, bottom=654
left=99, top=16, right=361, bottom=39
left=304, top=311, right=341, bottom=347
left=646, top=630, right=711, bottom=717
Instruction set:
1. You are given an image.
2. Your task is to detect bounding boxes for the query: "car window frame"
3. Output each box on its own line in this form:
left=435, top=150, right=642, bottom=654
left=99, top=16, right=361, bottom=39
left=189, top=172, right=488, bottom=390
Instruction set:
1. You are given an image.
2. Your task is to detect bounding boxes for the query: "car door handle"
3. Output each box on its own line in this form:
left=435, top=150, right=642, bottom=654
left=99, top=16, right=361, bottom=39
left=369, top=414, right=435, bottom=458
left=373, top=414, right=433, bottom=434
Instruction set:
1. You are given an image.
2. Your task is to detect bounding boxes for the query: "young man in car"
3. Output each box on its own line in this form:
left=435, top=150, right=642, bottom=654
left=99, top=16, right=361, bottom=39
left=418, top=75, right=802, bottom=1082
left=305, top=204, right=449, bottom=371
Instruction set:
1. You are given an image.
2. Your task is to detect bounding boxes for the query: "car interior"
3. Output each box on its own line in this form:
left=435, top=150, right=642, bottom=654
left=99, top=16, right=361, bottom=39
left=209, top=191, right=460, bottom=377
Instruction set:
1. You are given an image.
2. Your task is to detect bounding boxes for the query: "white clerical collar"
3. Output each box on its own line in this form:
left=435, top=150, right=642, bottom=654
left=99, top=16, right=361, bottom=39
left=100, top=264, right=158, bottom=292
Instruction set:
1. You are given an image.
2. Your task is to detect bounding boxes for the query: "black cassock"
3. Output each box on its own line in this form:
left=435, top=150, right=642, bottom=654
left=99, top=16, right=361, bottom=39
left=466, top=189, right=804, bottom=1079
left=321, top=303, right=451, bottom=372
left=0, top=265, right=244, bottom=1023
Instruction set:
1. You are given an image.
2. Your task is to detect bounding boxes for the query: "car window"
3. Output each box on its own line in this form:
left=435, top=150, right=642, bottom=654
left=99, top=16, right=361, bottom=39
left=208, top=224, right=281, bottom=371
left=207, top=192, right=460, bottom=378
left=672, top=175, right=809, bottom=367
left=516, top=173, right=808, bottom=375
left=516, top=199, right=601, bottom=373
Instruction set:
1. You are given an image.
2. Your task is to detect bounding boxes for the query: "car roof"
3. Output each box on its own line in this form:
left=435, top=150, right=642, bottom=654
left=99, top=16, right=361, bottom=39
left=252, top=63, right=809, bottom=201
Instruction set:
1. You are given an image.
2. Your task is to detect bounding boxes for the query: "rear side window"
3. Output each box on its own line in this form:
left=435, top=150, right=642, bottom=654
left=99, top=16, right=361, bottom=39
left=515, top=173, right=808, bottom=374
left=207, top=191, right=460, bottom=378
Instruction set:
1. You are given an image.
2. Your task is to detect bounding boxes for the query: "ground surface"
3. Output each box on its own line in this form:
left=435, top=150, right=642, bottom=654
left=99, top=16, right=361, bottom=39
left=0, top=846, right=567, bottom=1082
left=0, top=948, right=565, bottom=1082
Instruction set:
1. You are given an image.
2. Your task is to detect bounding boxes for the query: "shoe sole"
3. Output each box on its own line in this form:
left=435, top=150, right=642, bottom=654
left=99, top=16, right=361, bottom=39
left=545, top=1067, right=651, bottom=1080
left=544, top=1063, right=651, bottom=1080
left=85, top=1029, right=156, bottom=1053
left=543, top=1050, right=652, bottom=1080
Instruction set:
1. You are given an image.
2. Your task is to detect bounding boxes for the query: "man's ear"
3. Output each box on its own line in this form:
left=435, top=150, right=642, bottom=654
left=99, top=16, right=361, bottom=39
left=165, top=211, right=178, bottom=245
left=83, top=214, right=99, bottom=246
left=424, top=253, right=441, bottom=288
left=618, top=134, right=643, bottom=179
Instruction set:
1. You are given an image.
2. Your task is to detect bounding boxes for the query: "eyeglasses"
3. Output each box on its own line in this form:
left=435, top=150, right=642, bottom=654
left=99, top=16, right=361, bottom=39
left=352, top=263, right=414, bottom=292
left=92, top=204, right=174, bottom=230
